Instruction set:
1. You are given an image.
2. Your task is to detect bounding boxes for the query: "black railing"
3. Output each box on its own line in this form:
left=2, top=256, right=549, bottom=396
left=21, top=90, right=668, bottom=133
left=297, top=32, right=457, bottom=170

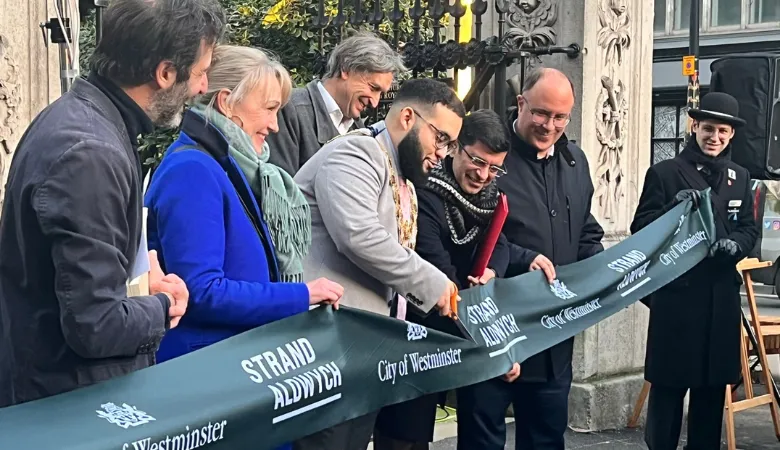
left=309, top=0, right=582, bottom=123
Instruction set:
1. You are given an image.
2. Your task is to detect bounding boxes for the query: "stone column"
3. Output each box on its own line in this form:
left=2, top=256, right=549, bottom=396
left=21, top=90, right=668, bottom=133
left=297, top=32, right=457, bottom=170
left=500, top=0, right=655, bottom=431
left=0, top=0, right=61, bottom=212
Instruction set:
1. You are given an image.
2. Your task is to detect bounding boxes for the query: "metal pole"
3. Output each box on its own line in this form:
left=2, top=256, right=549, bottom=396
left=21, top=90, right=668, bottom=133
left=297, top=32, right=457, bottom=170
left=95, top=1, right=109, bottom=44
left=57, top=0, right=73, bottom=93
left=685, top=0, right=701, bottom=139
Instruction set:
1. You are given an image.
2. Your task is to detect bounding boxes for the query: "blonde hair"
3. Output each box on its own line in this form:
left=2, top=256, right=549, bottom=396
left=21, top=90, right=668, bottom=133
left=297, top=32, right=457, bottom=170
left=196, top=44, right=292, bottom=111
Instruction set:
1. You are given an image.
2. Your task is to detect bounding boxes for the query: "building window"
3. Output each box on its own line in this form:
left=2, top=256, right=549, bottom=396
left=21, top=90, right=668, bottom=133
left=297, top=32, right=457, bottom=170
left=656, top=0, right=779, bottom=36
left=750, top=0, right=780, bottom=24
left=711, top=0, right=742, bottom=27
left=655, top=0, right=667, bottom=32
left=651, top=105, right=690, bottom=165
left=673, top=0, right=692, bottom=30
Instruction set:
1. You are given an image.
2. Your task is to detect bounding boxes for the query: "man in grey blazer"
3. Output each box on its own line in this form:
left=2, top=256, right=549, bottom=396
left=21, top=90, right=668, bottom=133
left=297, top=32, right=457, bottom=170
left=292, top=79, right=467, bottom=450
left=266, top=31, right=405, bottom=176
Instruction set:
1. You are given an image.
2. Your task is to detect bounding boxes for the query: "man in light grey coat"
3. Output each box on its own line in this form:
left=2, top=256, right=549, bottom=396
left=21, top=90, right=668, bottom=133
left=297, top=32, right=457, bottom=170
left=293, top=79, right=467, bottom=450
left=266, top=31, right=404, bottom=176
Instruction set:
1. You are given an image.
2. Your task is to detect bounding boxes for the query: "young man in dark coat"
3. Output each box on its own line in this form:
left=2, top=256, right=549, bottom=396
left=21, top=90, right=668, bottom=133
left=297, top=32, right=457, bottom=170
left=631, top=92, right=759, bottom=450
left=0, top=0, right=225, bottom=407
left=372, top=109, right=522, bottom=450
left=497, top=67, right=605, bottom=450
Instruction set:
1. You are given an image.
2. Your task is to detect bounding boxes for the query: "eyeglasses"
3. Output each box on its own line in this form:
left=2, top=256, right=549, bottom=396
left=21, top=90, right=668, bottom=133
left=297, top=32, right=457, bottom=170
left=412, top=109, right=458, bottom=153
left=461, top=145, right=508, bottom=178
left=522, top=98, right=571, bottom=128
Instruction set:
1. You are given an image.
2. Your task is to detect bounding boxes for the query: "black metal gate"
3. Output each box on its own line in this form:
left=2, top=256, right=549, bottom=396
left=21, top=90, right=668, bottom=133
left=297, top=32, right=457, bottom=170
left=307, top=0, right=581, bottom=124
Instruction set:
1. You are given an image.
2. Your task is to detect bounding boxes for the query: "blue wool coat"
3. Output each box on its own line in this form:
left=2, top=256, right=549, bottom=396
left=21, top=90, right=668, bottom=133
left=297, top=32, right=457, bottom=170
left=145, top=110, right=310, bottom=365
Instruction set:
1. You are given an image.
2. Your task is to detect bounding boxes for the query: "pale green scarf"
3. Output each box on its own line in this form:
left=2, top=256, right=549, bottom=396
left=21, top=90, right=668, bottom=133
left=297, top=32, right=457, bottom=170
left=192, top=105, right=311, bottom=282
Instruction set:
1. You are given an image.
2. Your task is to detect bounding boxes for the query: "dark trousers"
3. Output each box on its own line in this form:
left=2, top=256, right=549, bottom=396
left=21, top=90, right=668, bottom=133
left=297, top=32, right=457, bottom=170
left=292, top=410, right=380, bottom=450
left=456, top=364, right=573, bottom=450
left=645, top=384, right=726, bottom=450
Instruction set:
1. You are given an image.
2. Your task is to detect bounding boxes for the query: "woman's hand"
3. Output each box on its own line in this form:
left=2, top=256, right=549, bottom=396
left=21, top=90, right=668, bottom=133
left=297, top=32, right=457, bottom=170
left=467, top=268, right=497, bottom=287
left=306, top=278, right=344, bottom=309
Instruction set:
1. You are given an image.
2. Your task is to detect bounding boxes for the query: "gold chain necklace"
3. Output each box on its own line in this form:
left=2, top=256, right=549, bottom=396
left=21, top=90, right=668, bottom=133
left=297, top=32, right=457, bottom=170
left=325, top=129, right=418, bottom=250
left=374, top=137, right=418, bottom=251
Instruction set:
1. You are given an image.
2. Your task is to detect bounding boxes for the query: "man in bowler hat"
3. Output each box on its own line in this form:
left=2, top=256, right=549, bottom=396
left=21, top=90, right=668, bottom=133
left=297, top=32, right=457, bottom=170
left=631, top=92, right=759, bottom=449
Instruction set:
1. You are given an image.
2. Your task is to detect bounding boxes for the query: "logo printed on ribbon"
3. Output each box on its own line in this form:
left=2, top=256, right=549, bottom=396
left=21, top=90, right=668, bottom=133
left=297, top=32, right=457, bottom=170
left=407, top=323, right=428, bottom=341
left=549, top=279, right=577, bottom=300
left=96, top=403, right=156, bottom=429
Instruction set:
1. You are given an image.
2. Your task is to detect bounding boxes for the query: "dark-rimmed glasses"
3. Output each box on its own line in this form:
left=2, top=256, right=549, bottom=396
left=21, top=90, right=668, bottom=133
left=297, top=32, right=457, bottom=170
left=411, top=109, right=458, bottom=153
left=461, top=145, right=507, bottom=178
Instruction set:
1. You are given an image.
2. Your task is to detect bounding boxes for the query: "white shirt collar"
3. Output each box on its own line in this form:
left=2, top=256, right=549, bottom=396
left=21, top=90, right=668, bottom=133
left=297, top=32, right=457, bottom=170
left=512, top=118, right=554, bottom=159
left=317, top=81, right=354, bottom=135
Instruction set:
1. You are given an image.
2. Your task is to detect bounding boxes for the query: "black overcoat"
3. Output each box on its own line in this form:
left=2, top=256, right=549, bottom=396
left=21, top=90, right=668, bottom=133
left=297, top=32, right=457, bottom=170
left=631, top=150, right=759, bottom=388
left=497, top=114, right=605, bottom=382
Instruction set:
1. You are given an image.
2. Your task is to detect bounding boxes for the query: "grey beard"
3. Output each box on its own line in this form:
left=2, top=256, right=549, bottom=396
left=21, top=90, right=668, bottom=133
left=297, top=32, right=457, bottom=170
left=148, top=82, right=190, bottom=128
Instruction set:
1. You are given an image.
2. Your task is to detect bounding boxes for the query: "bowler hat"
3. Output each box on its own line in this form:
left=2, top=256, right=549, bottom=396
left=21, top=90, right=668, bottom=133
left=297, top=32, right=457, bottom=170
left=688, top=92, right=746, bottom=127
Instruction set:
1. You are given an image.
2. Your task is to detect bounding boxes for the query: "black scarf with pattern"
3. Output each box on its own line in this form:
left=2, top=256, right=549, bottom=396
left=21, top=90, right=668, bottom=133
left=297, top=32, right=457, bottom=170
left=425, top=157, right=500, bottom=245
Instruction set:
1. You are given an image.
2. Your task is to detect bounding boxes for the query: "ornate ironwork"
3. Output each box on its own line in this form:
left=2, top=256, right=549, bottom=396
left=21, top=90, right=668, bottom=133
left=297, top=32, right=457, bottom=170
left=309, top=0, right=582, bottom=123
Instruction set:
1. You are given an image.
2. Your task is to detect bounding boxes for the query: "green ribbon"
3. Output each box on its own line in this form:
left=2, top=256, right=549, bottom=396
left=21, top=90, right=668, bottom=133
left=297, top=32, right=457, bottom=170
left=0, top=191, right=715, bottom=450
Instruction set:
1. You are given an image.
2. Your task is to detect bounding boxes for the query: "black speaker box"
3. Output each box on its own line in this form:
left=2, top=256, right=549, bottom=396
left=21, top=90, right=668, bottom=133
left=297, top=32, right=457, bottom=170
left=709, top=54, right=780, bottom=180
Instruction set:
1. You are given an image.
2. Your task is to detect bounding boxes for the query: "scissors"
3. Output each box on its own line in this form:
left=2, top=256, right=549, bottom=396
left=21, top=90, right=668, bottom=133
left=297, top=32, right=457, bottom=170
left=446, top=285, right=477, bottom=343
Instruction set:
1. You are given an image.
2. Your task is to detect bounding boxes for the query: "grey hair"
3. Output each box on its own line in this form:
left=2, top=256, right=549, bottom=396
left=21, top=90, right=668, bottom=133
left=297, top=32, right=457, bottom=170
left=323, top=32, right=407, bottom=79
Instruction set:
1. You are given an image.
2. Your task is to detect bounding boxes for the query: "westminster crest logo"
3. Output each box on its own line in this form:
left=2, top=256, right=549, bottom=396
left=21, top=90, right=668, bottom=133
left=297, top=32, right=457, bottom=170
left=96, top=402, right=156, bottom=429
left=550, top=279, right=577, bottom=300
left=407, top=323, right=428, bottom=341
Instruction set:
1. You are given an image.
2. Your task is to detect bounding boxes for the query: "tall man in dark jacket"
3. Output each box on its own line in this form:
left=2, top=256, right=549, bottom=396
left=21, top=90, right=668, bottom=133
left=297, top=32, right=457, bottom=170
left=631, top=92, right=758, bottom=450
left=266, top=31, right=406, bottom=176
left=496, top=68, right=605, bottom=449
left=0, top=0, right=225, bottom=407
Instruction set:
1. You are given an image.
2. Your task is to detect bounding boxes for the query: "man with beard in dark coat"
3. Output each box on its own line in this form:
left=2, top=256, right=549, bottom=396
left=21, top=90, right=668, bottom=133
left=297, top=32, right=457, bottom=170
left=631, top=92, right=759, bottom=450
left=496, top=68, right=605, bottom=449
left=0, top=0, right=225, bottom=407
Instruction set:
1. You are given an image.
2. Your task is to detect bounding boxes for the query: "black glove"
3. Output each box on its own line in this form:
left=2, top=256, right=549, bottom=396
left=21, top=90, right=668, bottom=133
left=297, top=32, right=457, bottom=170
left=708, top=238, right=741, bottom=258
left=672, top=189, right=701, bottom=210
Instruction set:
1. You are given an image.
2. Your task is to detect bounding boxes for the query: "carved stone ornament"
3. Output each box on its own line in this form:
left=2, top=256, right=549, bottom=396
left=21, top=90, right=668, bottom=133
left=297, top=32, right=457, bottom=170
left=503, top=0, right=557, bottom=51
left=594, top=75, right=628, bottom=223
left=0, top=34, right=22, bottom=211
left=597, top=0, right=631, bottom=67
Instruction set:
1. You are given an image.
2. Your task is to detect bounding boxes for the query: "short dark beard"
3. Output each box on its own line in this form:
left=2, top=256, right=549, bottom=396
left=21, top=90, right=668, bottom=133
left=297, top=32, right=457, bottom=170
left=397, top=127, right=428, bottom=186
left=148, top=81, right=191, bottom=128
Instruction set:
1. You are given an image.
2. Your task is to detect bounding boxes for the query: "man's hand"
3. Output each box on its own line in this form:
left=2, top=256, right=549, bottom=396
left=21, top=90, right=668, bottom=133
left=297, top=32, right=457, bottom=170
left=529, top=254, right=556, bottom=283
left=306, top=278, right=344, bottom=310
left=502, top=363, right=521, bottom=383
left=468, top=268, right=496, bottom=287
left=708, top=238, right=741, bottom=258
left=148, top=250, right=189, bottom=329
left=673, top=189, right=701, bottom=210
left=436, top=281, right=459, bottom=317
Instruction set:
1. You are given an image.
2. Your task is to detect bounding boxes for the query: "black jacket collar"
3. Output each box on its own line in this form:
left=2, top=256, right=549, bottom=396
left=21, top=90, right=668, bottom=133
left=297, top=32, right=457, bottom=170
left=179, top=108, right=231, bottom=160
left=86, top=72, right=153, bottom=149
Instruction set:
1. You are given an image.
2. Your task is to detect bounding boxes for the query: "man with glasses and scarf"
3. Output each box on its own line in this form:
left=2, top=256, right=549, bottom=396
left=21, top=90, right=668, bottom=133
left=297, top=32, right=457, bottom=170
left=293, top=78, right=465, bottom=450
left=372, top=109, right=529, bottom=450
left=631, top=92, right=758, bottom=450
left=493, top=67, right=605, bottom=450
